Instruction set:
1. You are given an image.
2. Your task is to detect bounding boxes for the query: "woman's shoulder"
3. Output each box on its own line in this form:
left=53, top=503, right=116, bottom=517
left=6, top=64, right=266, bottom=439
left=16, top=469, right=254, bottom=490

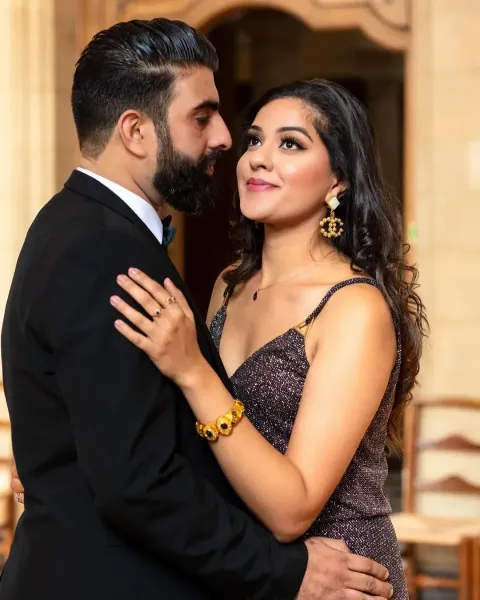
left=319, top=277, right=392, bottom=327
left=310, top=277, right=395, bottom=353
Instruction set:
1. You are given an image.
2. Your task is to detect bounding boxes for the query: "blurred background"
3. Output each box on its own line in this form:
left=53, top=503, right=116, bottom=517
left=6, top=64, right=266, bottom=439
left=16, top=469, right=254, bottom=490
left=0, top=1, right=479, bottom=598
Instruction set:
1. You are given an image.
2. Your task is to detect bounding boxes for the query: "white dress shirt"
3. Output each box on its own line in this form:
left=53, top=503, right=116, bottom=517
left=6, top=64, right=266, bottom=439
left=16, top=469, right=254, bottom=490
left=77, top=167, right=163, bottom=245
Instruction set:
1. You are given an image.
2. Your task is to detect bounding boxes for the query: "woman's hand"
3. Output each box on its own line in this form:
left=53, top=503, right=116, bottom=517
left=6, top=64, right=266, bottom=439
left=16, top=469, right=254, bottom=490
left=11, top=461, right=24, bottom=504
left=111, top=269, right=207, bottom=388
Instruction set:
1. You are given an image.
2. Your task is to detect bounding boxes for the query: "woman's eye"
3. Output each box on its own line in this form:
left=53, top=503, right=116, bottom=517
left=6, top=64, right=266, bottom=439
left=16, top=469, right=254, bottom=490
left=280, top=137, right=303, bottom=150
left=247, top=135, right=261, bottom=147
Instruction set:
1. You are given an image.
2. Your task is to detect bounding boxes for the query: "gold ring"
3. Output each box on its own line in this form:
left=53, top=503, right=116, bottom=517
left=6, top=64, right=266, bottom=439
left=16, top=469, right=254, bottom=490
left=152, top=309, right=161, bottom=320
left=165, top=296, right=177, bottom=306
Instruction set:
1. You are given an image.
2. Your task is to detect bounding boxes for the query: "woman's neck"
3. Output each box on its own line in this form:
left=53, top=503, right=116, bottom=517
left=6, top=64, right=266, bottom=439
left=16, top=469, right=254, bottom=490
left=258, top=222, right=337, bottom=287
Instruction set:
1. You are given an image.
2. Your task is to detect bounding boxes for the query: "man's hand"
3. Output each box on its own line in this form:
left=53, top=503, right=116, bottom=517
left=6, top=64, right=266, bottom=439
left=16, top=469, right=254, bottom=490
left=11, top=461, right=24, bottom=504
left=297, top=538, right=393, bottom=600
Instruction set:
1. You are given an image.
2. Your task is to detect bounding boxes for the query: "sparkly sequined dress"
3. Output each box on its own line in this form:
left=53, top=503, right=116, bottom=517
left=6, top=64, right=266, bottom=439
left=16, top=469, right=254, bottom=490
left=210, top=277, right=408, bottom=599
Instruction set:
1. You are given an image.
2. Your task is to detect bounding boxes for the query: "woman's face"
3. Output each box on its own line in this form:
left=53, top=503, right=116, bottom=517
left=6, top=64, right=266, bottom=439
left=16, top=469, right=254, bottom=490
left=236, top=97, right=340, bottom=227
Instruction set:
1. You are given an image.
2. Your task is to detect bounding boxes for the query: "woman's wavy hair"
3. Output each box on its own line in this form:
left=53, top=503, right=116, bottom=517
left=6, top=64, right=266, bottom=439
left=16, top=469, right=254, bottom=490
left=224, top=79, right=428, bottom=450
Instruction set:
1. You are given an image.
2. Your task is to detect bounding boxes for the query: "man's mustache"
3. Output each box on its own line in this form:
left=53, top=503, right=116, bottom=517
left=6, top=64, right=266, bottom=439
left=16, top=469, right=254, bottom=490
left=199, top=150, right=223, bottom=171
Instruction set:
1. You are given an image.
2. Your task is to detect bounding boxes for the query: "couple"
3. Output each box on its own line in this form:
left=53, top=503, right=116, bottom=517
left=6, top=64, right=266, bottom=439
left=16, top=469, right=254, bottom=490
left=2, top=17, right=426, bottom=600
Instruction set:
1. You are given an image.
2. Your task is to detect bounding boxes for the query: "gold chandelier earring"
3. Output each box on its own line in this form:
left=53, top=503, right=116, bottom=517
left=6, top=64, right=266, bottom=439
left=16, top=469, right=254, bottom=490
left=320, top=196, right=344, bottom=239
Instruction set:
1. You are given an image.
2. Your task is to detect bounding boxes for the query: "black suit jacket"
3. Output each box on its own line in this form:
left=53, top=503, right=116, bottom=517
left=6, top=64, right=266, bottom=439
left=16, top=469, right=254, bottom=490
left=0, top=171, right=307, bottom=599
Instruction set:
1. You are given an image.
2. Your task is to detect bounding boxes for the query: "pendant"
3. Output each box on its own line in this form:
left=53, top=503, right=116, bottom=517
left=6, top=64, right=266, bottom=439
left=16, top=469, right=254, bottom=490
left=253, top=290, right=258, bottom=301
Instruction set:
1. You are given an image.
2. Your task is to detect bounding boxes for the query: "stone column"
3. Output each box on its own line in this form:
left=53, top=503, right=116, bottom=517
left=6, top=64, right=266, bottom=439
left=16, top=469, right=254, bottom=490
left=54, top=0, right=82, bottom=189
left=0, top=0, right=56, bottom=418
left=407, top=0, right=480, bottom=529
left=409, top=0, right=480, bottom=397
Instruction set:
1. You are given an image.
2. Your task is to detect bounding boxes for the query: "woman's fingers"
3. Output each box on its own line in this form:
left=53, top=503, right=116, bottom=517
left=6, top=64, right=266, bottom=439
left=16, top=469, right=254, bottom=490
left=126, top=269, right=173, bottom=308
left=111, top=292, right=180, bottom=355
left=117, top=269, right=192, bottom=324
left=110, top=295, right=156, bottom=337
left=114, top=319, right=155, bottom=353
left=116, top=274, right=163, bottom=315
left=112, top=272, right=201, bottom=386
left=11, top=463, right=25, bottom=504
left=11, top=474, right=24, bottom=495
left=119, top=270, right=187, bottom=323
left=163, top=278, right=194, bottom=321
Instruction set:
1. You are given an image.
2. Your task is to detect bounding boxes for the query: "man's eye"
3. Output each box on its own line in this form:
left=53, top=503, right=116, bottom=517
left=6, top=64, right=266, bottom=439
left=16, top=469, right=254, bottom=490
left=196, top=116, right=211, bottom=127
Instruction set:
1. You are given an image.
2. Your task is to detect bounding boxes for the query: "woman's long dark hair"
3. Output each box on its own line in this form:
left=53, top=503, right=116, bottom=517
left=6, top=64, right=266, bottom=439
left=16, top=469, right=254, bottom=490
left=224, top=79, right=428, bottom=449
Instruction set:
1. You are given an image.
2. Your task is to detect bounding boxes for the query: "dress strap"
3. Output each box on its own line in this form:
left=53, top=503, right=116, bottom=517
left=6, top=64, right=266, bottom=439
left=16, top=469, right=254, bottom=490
left=222, top=283, right=235, bottom=307
left=294, top=277, right=377, bottom=337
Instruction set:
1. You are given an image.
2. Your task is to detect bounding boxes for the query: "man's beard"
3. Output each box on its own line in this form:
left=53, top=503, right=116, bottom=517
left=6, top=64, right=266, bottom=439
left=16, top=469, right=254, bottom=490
left=153, top=129, right=221, bottom=216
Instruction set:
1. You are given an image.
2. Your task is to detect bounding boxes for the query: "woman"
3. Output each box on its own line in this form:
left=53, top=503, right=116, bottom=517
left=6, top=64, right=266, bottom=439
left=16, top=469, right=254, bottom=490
left=110, top=79, right=427, bottom=598
left=18, top=80, right=426, bottom=597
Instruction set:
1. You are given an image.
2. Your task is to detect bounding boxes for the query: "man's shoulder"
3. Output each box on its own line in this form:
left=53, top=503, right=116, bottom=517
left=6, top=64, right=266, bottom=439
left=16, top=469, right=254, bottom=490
left=30, top=184, right=146, bottom=250
left=34, top=183, right=101, bottom=226
left=25, top=184, right=102, bottom=255
left=23, top=188, right=167, bottom=279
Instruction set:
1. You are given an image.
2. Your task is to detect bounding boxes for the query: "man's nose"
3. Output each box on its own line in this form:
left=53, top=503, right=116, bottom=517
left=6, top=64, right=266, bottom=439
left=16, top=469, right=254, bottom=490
left=210, top=114, right=232, bottom=151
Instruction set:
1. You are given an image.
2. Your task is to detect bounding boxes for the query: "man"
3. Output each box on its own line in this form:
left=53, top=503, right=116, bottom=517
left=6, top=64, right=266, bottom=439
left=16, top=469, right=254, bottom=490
left=2, top=19, right=392, bottom=600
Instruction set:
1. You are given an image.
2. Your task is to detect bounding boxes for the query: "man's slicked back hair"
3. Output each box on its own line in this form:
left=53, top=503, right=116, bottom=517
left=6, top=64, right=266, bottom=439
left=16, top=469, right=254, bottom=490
left=72, top=18, right=218, bottom=156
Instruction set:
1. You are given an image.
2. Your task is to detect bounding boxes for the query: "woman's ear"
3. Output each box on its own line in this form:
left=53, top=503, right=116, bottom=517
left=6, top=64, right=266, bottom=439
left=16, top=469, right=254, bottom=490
left=330, top=179, right=347, bottom=200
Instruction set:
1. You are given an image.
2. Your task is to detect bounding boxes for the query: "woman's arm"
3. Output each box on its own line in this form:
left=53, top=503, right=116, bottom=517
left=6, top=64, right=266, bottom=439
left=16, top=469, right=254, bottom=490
left=113, top=272, right=396, bottom=543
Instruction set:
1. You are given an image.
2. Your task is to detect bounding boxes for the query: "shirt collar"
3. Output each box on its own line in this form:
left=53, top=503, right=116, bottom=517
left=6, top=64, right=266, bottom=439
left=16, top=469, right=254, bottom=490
left=76, top=168, right=163, bottom=245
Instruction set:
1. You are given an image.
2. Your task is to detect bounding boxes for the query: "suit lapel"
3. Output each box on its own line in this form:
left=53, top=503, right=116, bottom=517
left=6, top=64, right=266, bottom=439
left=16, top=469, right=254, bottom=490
left=64, top=171, right=231, bottom=390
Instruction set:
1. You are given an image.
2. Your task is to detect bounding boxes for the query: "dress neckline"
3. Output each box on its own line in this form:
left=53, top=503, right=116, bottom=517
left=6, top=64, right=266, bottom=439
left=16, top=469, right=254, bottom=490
left=213, top=277, right=377, bottom=380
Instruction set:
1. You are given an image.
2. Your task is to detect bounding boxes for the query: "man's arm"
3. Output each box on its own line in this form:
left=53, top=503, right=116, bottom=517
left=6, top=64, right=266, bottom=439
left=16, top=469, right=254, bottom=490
left=37, top=228, right=307, bottom=600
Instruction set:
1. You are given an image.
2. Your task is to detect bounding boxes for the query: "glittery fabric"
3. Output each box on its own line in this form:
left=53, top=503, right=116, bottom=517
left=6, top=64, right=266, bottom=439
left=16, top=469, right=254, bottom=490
left=210, top=278, right=408, bottom=599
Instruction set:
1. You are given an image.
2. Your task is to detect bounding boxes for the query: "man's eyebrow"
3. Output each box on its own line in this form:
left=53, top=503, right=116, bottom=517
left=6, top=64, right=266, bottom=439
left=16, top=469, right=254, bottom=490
left=193, top=100, right=220, bottom=112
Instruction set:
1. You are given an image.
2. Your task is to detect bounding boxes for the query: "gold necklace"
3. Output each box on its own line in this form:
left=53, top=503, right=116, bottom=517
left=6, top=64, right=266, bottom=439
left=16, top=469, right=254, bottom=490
left=252, top=264, right=318, bottom=301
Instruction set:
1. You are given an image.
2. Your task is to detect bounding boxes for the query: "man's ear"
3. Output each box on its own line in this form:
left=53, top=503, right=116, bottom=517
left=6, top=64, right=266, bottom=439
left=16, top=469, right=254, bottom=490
left=117, top=110, right=151, bottom=159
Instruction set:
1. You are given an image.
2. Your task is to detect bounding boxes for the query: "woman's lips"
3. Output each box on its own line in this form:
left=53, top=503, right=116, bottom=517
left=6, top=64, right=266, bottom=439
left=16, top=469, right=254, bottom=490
left=246, top=178, right=278, bottom=192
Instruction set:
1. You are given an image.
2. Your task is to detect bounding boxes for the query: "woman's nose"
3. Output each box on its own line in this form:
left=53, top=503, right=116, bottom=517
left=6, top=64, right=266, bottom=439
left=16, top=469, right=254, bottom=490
left=249, top=148, right=273, bottom=171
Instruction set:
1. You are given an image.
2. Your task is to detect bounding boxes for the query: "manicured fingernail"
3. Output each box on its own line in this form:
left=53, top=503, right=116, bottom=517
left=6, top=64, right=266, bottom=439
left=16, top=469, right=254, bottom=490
left=129, top=268, right=139, bottom=277
left=165, top=278, right=172, bottom=285
left=110, top=295, right=120, bottom=306
left=114, top=320, right=124, bottom=329
left=117, top=274, right=127, bottom=284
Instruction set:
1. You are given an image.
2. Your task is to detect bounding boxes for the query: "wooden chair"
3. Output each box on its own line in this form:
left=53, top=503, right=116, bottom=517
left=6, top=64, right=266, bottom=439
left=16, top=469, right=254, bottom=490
left=0, top=419, right=14, bottom=568
left=391, top=398, right=480, bottom=600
